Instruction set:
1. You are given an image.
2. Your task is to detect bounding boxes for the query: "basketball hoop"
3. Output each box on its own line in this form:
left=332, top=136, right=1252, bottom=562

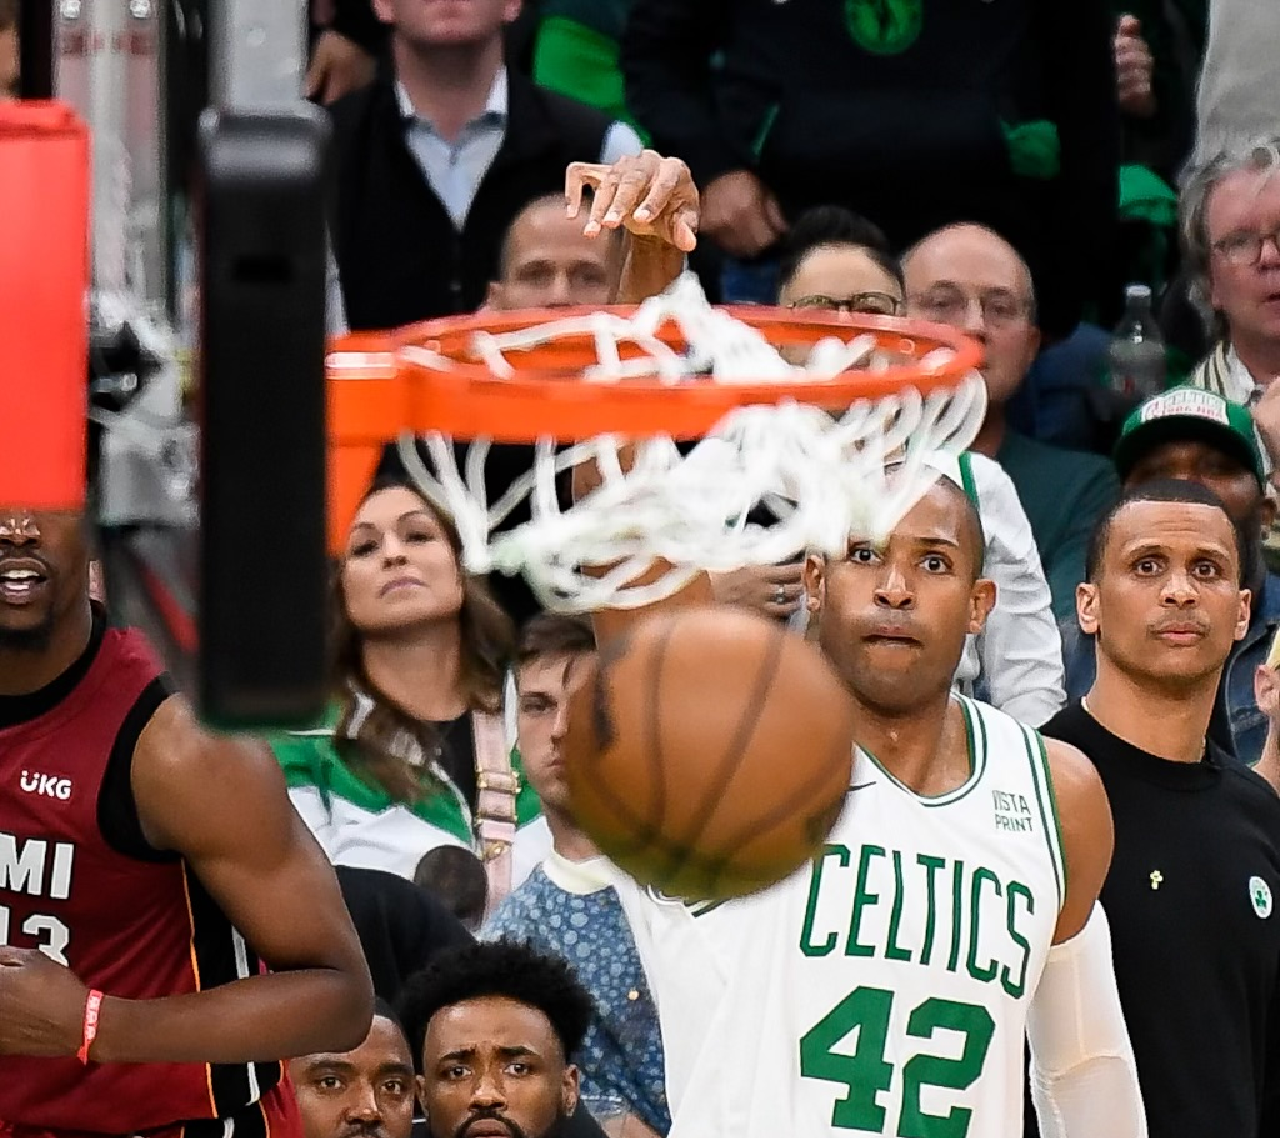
left=327, top=274, right=986, bottom=611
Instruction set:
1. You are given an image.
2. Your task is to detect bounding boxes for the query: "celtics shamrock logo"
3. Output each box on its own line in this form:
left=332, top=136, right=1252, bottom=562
left=844, top=0, right=923, bottom=55
left=1250, top=875, right=1273, bottom=919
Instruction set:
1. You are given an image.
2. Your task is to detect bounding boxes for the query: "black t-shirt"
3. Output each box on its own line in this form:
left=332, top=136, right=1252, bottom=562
left=336, top=865, right=472, bottom=1004
left=430, top=712, right=477, bottom=815
left=1040, top=702, right=1280, bottom=1138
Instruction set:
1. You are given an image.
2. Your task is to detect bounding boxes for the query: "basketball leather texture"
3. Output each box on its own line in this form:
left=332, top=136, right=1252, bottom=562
left=564, top=605, right=856, bottom=900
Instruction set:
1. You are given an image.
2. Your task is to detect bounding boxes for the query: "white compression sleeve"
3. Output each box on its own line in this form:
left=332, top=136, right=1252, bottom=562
left=1027, top=905, right=1148, bottom=1138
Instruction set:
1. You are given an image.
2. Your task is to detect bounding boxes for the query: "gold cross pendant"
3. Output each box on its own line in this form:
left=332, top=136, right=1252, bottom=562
left=1150, top=870, right=1164, bottom=890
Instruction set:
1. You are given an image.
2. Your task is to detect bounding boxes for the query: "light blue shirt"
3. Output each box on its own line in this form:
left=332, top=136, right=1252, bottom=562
left=482, top=853, right=670, bottom=1134
left=396, top=68, right=643, bottom=230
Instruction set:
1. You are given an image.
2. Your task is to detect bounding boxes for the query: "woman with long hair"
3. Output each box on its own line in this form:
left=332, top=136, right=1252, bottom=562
left=271, top=474, right=550, bottom=913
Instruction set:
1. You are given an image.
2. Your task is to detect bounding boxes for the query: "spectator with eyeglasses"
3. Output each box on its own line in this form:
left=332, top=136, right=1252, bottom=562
left=1184, top=140, right=1280, bottom=490
left=776, top=206, right=905, bottom=319
left=752, top=207, right=1065, bottom=726
left=904, top=223, right=1120, bottom=621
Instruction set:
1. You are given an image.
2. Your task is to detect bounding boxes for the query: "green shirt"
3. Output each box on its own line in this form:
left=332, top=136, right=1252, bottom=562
left=532, top=0, right=647, bottom=137
left=270, top=703, right=549, bottom=882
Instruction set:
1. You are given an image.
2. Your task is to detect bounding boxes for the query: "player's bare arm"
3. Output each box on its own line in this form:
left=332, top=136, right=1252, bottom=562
left=106, top=695, right=375, bottom=1062
left=0, top=695, right=375, bottom=1064
left=561, top=150, right=711, bottom=651
left=1045, top=737, right=1114, bottom=943
left=566, top=150, right=699, bottom=306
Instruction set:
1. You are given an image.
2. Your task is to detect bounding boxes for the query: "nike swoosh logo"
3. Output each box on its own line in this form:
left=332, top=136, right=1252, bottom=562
left=850, top=781, right=876, bottom=791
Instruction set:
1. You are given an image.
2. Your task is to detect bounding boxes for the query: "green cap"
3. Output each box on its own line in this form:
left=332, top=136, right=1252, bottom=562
left=1113, top=386, right=1265, bottom=486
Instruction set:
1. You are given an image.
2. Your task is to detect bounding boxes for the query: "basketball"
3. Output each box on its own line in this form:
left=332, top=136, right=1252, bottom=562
left=563, top=605, right=857, bottom=900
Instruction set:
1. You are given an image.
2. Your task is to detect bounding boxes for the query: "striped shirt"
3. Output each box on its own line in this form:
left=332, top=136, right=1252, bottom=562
left=1189, top=340, right=1279, bottom=547
left=1190, top=340, right=1261, bottom=405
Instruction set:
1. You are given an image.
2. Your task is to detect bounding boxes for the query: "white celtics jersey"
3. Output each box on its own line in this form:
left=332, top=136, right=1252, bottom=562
left=614, top=697, right=1066, bottom=1138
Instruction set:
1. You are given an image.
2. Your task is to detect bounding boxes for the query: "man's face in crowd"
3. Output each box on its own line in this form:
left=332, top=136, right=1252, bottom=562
left=487, top=199, right=617, bottom=312
left=1205, top=166, right=1280, bottom=347
left=516, top=649, right=596, bottom=814
left=419, top=996, right=578, bottom=1138
left=1078, top=499, right=1250, bottom=692
left=778, top=244, right=904, bottom=317
left=373, top=0, right=521, bottom=49
left=903, top=224, right=1040, bottom=409
left=291, top=1015, right=418, bottom=1138
left=1125, top=439, right=1265, bottom=530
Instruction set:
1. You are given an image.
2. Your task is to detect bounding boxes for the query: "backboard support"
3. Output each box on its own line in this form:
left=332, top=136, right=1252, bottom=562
left=56, top=1, right=330, bottom=729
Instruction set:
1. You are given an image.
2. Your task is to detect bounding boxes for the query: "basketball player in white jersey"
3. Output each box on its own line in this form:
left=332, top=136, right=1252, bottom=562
left=607, top=471, right=1146, bottom=1138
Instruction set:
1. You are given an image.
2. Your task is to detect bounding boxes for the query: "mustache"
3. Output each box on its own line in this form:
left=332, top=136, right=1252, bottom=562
left=339, top=1125, right=391, bottom=1138
left=0, top=552, right=53, bottom=575
left=1150, top=617, right=1209, bottom=635
left=453, top=1110, right=529, bottom=1138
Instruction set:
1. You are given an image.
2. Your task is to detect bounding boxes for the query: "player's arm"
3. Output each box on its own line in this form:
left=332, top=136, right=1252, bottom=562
left=1046, top=738, right=1112, bottom=945
left=560, top=150, right=712, bottom=647
left=90, top=696, right=374, bottom=1063
left=1027, top=739, right=1147, bottom=1138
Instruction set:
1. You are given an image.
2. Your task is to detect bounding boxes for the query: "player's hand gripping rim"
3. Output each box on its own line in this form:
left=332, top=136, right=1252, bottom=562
left=566, top=150, right=700, bottom=254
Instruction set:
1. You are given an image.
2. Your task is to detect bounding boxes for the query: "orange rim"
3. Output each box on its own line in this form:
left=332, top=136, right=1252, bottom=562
left=327, top=306, right=982, bottom=444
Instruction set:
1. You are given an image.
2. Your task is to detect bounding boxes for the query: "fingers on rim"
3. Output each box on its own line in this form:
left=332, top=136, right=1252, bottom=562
left=586, top=172, right=627, bottom=231
left=635, top=159, right=685, bottom=219
left=565, top=162, right=606, bottom=215
left=675, top=210, right=700, bottom=250
left=603, top=169, right=651, bottom=224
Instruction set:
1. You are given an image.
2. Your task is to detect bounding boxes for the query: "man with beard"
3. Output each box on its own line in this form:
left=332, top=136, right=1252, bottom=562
left=400, top=941, right=592, bottom=1138
left=601, top=474, right=1146, bottom=1138
left=0, top=508, right=374, bottom=1136
left=292, top=1002, right=417, bottom=1138
left=484, top=615, right=667, bottom=1136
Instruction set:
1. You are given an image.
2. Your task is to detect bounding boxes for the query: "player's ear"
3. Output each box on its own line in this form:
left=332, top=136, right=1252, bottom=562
left=561, top=1063, right=580, bottom=1116
left=1076, top=581, right=1099, bottom=637
left=803, top=552, right=826, bottom=616
left=1236, top=587, right=1252, bottom=643
left=967, top=577, right=996, bottom=635
left=416, top=1074, right=427, bottom=1112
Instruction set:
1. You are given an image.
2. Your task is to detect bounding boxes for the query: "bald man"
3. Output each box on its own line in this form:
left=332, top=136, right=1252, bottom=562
left=904, top=224, right=1119, bottom=620
left=487, top=149, right=697, bottom=313
left=486, top=193, right=622, bottom=312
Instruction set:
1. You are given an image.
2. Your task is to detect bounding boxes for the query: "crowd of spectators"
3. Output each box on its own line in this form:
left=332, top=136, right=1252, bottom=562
left=7, top=3, right=1280, bottom=1138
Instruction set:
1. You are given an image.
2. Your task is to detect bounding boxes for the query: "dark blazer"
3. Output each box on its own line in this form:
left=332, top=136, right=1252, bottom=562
left=330, top=68, right=612, bottom=331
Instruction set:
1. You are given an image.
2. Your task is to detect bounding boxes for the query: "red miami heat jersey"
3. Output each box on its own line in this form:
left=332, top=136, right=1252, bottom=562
left=0, top=610, right=296, bottom=1138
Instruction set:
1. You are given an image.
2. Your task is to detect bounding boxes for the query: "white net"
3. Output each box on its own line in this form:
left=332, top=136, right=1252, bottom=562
left=398, top=274, right=987, bottom=612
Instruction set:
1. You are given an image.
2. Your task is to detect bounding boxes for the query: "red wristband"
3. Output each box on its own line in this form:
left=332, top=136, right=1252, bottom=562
left=76, top=989, right=104, bottom=1065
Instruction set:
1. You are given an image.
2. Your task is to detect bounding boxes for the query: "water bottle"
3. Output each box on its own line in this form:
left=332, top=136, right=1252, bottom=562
left=1107, top=283, right=1166, bottom=400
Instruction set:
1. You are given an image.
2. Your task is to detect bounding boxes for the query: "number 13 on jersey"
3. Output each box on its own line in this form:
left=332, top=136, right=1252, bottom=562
left=801, top=986, right=995, bottom=1137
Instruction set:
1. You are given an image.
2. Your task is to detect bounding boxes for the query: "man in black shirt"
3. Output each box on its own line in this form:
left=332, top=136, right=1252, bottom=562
left=622, top=0, right=1120, bottom=334
left=1040, top=479, right=1280, bottom=1138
